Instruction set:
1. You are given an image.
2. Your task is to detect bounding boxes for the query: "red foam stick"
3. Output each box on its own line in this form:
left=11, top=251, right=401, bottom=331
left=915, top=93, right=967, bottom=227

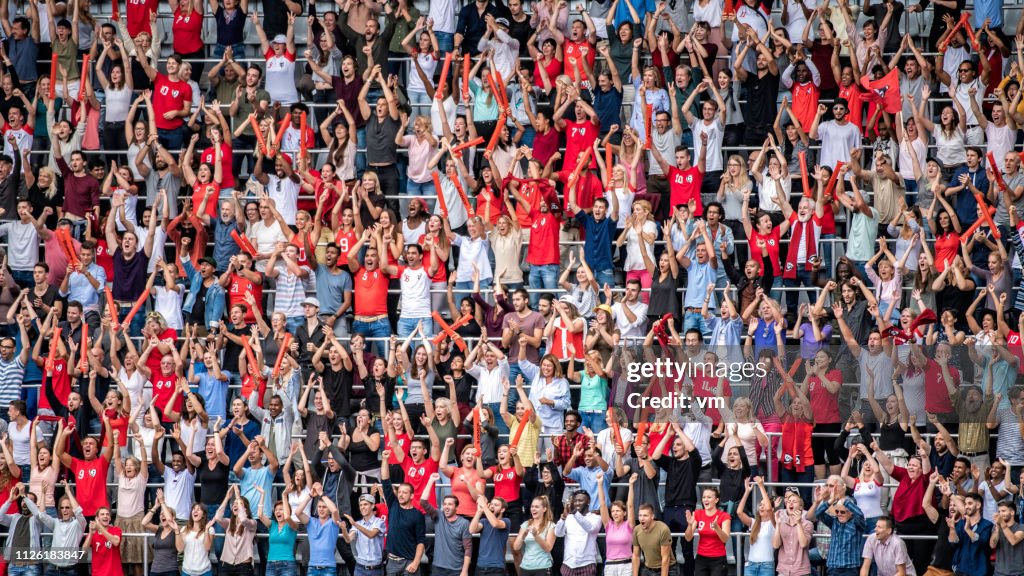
left=723, top=0, right=735, bottom=16
left=272, top=333, right=293, bottom=378
left=299, top=111, right=307, bottom=160
left=485, top=73, right=504, bottom=109
left=462, top=54, right=470, bottom=101
left=938, top=12, right=970, bottom=52
left=824, top=161, right=845, bottom=198
left=472, top=407, right=481, bottom=455
left=644, top=104, right=653, bottom=149
left=231, top=229, right=258, bottom=256
left=485, top=114, right=507, bottom=154
left=635, top=421, right=648, bottom=445
left=510, top=409, right=533, bottom=448
left=960, top=205, right=999, bottom=242
left=272, top=115, right=289, bottom=153
left=48, top=54, right=57, bottom=100
left=78, top=54, right=90, bottom=102
left=962, top=14, right=980, bottom=51
left=46, top=328, right=62, bottom=372
left=431, top=312, right=473, bottom=351
left=570, top=148, right=593, bottom=186
left=120, top=289, right=150, bottom=329
left=242, top=336, right=262, bottom=385
left=798, top=150, right=812, bottom=198
left=494, top=71, right=508, bottom=109
left=436, top=52, right=453, bottom=100
left=604, top=144, right=613, bottom=182
left=972, top=194, right=1001, bottom=238
left=56, top=229, right=80, bottom=267
left=78, top=323, right=88, bottom=372
left=432, top=172, right=449, bottom=217
left=450, top=173, right=473, bottom=214
left=111, top=0, right=119, bottom=21
left=608, top=407, right=624, bottom=450
left=450, top=136, right=485, bottom=156
left=250, top=116, right=269, bottom=156
left=105, top=289, right=120, bottom=331
left=988, top=151, right=1007, bottom=192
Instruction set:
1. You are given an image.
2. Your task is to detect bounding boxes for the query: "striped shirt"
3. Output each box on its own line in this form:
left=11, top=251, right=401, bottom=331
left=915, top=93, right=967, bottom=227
left=272, top=264, right=314, bottom=318
left=864, top=533, right=917, bottom=576
left=816, top=498, right=866, bottom=569
left=1009, top=224, right=1024, bottom=313
left=0, top=358, right=24, bottom=407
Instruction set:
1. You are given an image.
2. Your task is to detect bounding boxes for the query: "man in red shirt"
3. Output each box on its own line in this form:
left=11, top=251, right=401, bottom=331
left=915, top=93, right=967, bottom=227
left=55, top=418, right=113, bottom=517
left=389, top=436, right=440, bottom=512
left=553, top=92, right=600, bottom=174
left=650, top=132, right=708, bottom=216
left=218, top=252, right=264, bottom=325
left=552, top=15, right=596, bottom=83
left=126, top=0, right=159, bottom=38
left=138, top=52, right=193, bottom=150
left=346, top=229, right=392, bottom=356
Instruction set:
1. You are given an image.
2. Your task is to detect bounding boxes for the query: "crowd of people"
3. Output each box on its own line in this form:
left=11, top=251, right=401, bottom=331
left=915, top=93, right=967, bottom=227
left=0, top=0, right=1022, bottom=575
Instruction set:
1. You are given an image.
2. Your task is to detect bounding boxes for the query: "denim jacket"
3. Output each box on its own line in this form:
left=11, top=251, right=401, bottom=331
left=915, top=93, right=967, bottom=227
left=181, top=256, right=226, bottom=328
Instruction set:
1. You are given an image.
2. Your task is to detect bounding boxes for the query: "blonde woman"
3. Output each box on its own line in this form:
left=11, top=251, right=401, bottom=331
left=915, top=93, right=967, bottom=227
left=615, top=199, right=657, bottom=303
left=513, top=496, right=557, bottom=575
left=114, top=432, right=149, bottom=573
left=488, top=214, right=524, bottom=290
left=737, top=477, right=776, bottom=575
left=718, top=397, right=770, bottom=476
left=397, top=114, right=439, bottom=214
left=717, top=153, right=752, bottom=238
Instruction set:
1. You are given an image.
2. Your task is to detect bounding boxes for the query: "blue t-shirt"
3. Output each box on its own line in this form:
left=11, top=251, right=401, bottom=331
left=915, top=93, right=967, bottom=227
left=267, top=520, right=298, bottom=562
left=196, top=365, right=230, bottom=421
left=479, top=518, right=510, bottom=568
left=593, top=87, right=623, bottom=137
left=238, top=465, right=274, bottom=518
left=224, top=419, right=260, bottom=469
left=307, top=516, right=341, bottom=567
left=574, top=210, right=616, bottom=273
left=566, top=465, right=612, bottom=511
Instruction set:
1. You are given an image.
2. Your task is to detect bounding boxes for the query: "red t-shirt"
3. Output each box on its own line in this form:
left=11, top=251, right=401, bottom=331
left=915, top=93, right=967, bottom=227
left=694, top=508, right=729, bottom=557
left=172, top=8, right=204, bottom=54
left=153, top=74, right=192, bottom=130
left=39, top=358, right=70, bottom=413
left=72, top=456, right=110, bottom=516
left=126, top=0, right=158, bottom=37
left=384, top=433, right=410, bottom=465
left=151, top=372, right=181, bottom=423
left=190, top=182, right=219, bottom=220
left=557, top=170, right=601, bottom=213
left=889, top=466, right=927, bottom=522
left=527, top=210, right=561, bottom=266
left=400, top=456, right=439, bottom=511
left=201, top=143, right=234, bottom=191
left=104, top=409, right=130, bottom=448
left=0, top=473, right=18, bottom=514
left=352, top=266, right=390, bottom=317
left=475, top=186, right=505, bottom=225
left=419, top=236, right=447, bottom=283
left=668, top=166, right=704, bottom=216
left=691, top=375, right=730, bottom=425
left=562, top=119, right=599, bottom=173
left=489, top=465, right=522, bottom=503
left=510, top=178, right=543, bottom=228
left=790, top=81, right=820, bottom=131
left=144, top=327, right=179, bottom=376
left=748, top=227, right=782, bottom=276
left=1007, top=331, right=1024, bottom=375
left=807, top=370, right=843, bottom=424
left=334, top=229, right=358, bottom=262
left=924, top=360, right=960, bottom=414
left=91, top=525, right=124, bottom=576
left=838, top=83, right=864, bottom=130
left=227, top=272, right=264, bottom=324
left=563, top=40, right=595, bottom=79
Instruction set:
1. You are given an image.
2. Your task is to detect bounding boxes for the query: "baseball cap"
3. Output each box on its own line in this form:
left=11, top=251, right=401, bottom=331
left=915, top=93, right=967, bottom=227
left=302, top=297, right=321, bottom=308
left=272, top=34, right=287, bottom=45
left=494, top=17, right=509, bottom=28
left=359, top=494, right=375, bottom=505
left=198, top=257, right=217, bottom=268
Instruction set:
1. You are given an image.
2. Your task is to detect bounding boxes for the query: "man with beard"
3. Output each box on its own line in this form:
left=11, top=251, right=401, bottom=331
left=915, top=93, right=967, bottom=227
left=197, top=198, right=241, bottom=275
left=733, top=27, right=779, bottom=147
left=948, top=493, right=992, bottom=576
left=314, top=243, right=353, bottom=338
left=887, top=35, right=932, bottom=118
left=105, top=193, right=156, bottom=337
left=339, top=0, right=394, bottom=83
left=133, top=133, right=182, bottom=216
left=380, top=449, right=426, bottom=576
left=836, top=303, right=894, bottom=429
left=54, top=419, right=114, bottom=518
left=651, top=423, right=701, bottom=576
left=554, top=487, right=602, bottom=575
left=207, top=46, right=243, bottom=113
left=253, top=152, right=300, bottom=226
left=228, top=65, right=269, bottom=175
left=780, top=53, right=821, bottom=131
left=632, top=503, right=676, bottom=576
left=809, top=99, right=861, bottom=176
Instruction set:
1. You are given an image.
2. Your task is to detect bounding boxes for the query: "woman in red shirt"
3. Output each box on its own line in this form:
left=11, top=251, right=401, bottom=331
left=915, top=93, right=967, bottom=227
left=86, top=507, right=125, bottom=576
left=528, top=37, right=563, bottom=94
left=439, top=440, right=486, bottom=518
left=800, top=349, right=844, bottom=479
left=929, top=194, right=962, bottom=272
left=183, top=133, right=224, bottom=220
left=169, top=0, right=205, bottom=80
left=481, top=444, right=525, bottom=528
left=685, top=487, right=731, bottom=575
left=773, top=374, right=815, bottom=504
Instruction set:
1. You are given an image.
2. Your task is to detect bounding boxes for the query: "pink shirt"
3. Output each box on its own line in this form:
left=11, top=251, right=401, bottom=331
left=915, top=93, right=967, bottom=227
left=401, top=135, right=436, bottom=184
left=116, top=470, right=148, bottom=517
left=604, top=520, right=633, bottom=561
left=774, top=511, right=813, bottom=576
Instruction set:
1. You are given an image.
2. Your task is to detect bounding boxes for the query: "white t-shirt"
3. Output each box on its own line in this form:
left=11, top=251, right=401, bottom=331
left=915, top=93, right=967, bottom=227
left=8, top=419, right=29, bottom=466
left=816, top=120, right=860, bottom=170
left=2, top=125, right=32, bottom=159
left=153, top=285, right=184, bottom=331
left=135, top=226, right=168, bottom=274
left=986, top=123, right=1015, bottom=171
left=399, top=265, right=432, bottom=318
left=266, top=175, right=300, bottom=225
left=264, top=50, right=299, bottom=105
left=898, top=137, right=927, bottom=182
left=427, top=0, right=457, bottom=34
left=784, top=0, right=816, bottom=44
left=249, top=220, right=288, bottom=261
left=691, top=118, right=724, bottom=172
left=163, top=467, right=197, bottom=520
left=0, top=220, right=38, bottom=271
left=408, top=52, right=438, bottom=95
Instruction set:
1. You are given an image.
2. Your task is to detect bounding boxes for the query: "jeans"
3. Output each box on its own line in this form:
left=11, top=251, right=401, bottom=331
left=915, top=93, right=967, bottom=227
left=212, top=43, right=247, bottom=61
left=435, top=32, right=455, bottom=54
left=9, top=269, right=32, bottom=289
left=742, top=562, right=775, bottom=576
left=405, top=178, right=434, bottom=216
left=663, top=505, right=695, bottom=576
left=356, top=127, right=367, bottom=175
left=384, top=558, right=416, bottom=576
left=352, top=318, right=391, bottom=356
left=265, top=563, right=296, bottom=576
left=285, top=316, right=305, bottom=336
left=9, top=564, right=40, bottom=576
left=353, top=567, right=384, bottom=576
left=580, top=411, right=607, bottom=435
left=408, top=90, right=431, bottom=127
left=527, top=264, right=559, bottom=307
left=44, top=566, right=76, bottom=576
left=594, top=269, right=615, bottom=297
left=488, top=402, right=509, bottom=436
left=454, top=279, right=490, bottom=301
left=683, top=310, right=708, bottom=337
left=397, top=316, right=432, bottom=339
left=158, top=126, right=184, bottom=151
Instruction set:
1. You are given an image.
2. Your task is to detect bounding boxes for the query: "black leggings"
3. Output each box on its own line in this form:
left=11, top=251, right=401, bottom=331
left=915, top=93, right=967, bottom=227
left=693, top=555, right=727, bottom=576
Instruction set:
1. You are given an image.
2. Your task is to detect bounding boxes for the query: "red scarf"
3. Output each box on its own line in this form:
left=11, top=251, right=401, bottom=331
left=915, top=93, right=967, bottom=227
left=784, top=217, right=818, bottom=280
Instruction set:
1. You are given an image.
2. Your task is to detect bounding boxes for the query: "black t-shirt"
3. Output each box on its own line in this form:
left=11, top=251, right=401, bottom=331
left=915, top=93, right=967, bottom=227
left=221, top=324, right=249, bottom=374
left=190, top=283, right=209, bottom=327
left=198, top=454, right=230, bottom=505
left=744, top=70, right=780, bottom=127
left=656, top=449, right=702, bottom=509
left=322, top=364, right=354, bottom=418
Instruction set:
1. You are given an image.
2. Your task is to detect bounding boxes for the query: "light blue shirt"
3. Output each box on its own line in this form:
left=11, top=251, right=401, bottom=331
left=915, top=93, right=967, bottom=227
left=350, top=516, right=386, bottom=565
left=307, top=516, right=341, bottom=566
left=684, top=260, right=717, bottom=309
left=195, top=364, right=230, bottom=421
left=522, top=358, right=571, bottom=433
left=972, top=0, right=1002, bottom=30
left=62, top=263, right=106, bottom=313
left=566, top=465, right=612, bottom=511
left=239, top=465, right=274, bottom=518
